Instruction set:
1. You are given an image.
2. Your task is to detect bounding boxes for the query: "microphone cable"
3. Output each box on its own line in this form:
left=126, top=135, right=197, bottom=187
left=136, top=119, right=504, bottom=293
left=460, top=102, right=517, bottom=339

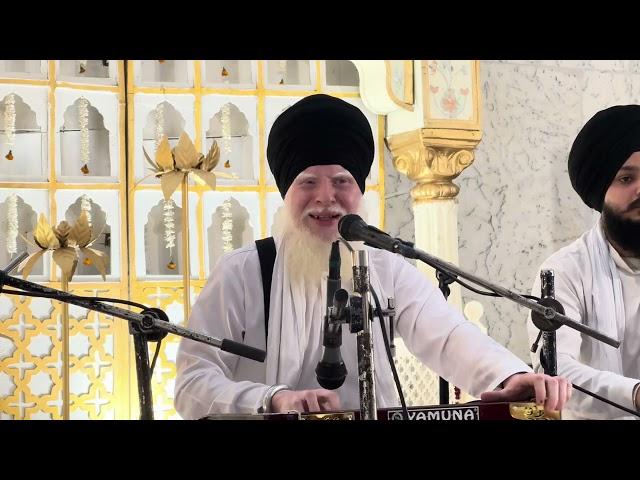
left=370, top=284, right=409, bottom=420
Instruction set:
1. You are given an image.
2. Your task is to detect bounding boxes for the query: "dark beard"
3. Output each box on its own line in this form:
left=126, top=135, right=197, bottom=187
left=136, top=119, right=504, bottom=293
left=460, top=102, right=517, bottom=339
left=601, top=202, right=640, bottom=257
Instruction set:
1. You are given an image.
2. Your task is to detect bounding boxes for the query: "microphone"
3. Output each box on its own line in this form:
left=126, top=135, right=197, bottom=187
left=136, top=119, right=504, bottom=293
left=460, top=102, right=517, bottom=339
left=315, top=241, right=348, bottom=390
left=338, top=214, right=402, bottom=253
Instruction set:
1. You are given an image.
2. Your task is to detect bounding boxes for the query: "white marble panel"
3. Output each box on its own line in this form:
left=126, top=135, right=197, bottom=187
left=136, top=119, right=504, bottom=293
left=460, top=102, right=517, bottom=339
left=383, top=143, right=414, bottom=242
left=457, top=62, right=596, bottom=359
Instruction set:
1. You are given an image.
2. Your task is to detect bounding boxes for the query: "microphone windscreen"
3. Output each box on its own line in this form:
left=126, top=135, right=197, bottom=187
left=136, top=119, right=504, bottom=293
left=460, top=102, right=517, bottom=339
left=338, top=214, right=366, bottom=241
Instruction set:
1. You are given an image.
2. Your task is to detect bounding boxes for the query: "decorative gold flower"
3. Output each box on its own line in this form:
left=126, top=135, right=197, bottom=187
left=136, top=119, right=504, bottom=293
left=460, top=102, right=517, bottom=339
left=19, top=211, right=109, bottom=281
left=142, top=132, right=234, bottom=200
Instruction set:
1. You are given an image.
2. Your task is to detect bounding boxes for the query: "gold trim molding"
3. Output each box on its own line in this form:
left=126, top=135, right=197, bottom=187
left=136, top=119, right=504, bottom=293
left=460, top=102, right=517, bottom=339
left=384, top=60, right=414, bottom=111
left=387, top=129, right=480, bottom=202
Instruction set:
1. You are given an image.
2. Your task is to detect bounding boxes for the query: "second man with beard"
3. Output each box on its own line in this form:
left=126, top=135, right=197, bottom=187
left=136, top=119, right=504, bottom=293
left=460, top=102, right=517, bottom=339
left=527, top=105, right=640, bottom=419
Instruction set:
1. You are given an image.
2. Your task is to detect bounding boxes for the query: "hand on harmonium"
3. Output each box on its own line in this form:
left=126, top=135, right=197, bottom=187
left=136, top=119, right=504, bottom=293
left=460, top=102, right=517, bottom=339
left=480, top=372, right=572, bottom=414
left=272, top=388, right=342, bottom=413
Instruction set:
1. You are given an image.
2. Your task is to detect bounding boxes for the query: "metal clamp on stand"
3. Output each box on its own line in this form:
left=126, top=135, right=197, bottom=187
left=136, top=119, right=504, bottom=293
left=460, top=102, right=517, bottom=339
left=129, top=307, right=170, bottom=420
left=324, top=249, right=396, bottom=420
left=530, top=270, right=564, bottom=377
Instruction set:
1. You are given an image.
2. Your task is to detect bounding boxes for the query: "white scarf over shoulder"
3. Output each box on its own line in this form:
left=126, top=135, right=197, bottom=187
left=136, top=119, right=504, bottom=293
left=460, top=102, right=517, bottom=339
left=264, top=234, right=398, bottom=408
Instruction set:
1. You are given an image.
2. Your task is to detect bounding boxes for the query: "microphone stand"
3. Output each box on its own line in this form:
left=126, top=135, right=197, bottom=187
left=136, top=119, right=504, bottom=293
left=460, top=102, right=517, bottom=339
left=352, top=249, right=376, bottom=420
left=382, top=239, right=620, bottom=348
left=529, top=269, right=640, bottom=417
left=436, top=269, right=456, bottom=405
left=324, top=248, right=397, bottom=420
left=361, top=232, right=640, bottom=417
left=0, top=253, right=266, bottom=420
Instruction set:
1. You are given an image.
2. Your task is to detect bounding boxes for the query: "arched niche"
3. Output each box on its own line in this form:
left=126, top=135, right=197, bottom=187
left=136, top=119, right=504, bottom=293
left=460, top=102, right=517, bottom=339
left=0, top=60, right=45, bottom=79
left=142, top=101, right=186, bottom=170
left=266, top=61, right=312, bottom=87
left=206, top=197, right=254, bottom=271
left=0, top=93, right=45, bottom=177
left=60, top=98, right=110, bottom=177
left=0, top=194, right=41, bottom=275
left=59, top=60, right=110, bottom=79
left=144, top=199, right=184, bottom=276
left=206, top=103, right=254, bottom=181
left=324, top=60, right=359, bottom=87
left=64, top=196, right=111, bottom=276
left=203, top=61, right=254, bottom=88
left=138, top=60, right=190, bottom=86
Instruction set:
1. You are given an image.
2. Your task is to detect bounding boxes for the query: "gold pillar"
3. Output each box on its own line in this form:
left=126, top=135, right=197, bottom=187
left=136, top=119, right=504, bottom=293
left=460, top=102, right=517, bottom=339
left=386, top=60, right=483, bottom=405
left=389, top=60, right=482, bottom=203
left=387, top=60, right=482, bottom=288
left=388, top=128, right=479, bottom=203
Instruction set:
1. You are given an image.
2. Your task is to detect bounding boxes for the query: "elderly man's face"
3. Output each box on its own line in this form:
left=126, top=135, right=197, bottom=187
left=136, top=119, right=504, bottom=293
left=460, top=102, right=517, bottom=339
left=604, top=152, right=640, bottom=221
left=284, top=165, right=363, bottom=242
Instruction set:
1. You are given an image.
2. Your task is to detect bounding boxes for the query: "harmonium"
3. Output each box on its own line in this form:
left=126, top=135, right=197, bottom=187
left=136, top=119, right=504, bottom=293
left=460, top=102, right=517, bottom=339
left=201, top=401, right=560, bottom=420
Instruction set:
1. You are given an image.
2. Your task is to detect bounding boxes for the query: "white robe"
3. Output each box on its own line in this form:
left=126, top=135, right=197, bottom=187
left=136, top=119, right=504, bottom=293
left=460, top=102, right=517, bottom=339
left=175, top=238, right=530, bottom=419
left=527, top=222, right=640, bottom=420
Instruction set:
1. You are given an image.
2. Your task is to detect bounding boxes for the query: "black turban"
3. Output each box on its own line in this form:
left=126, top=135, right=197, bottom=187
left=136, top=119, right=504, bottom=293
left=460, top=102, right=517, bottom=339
left=267, top=94, right=374, bottom=198
left=568, top=105, right=640, bottom=211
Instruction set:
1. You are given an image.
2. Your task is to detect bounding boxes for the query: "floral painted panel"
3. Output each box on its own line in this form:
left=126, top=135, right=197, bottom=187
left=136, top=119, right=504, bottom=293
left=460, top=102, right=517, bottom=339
left=427, top=60, right=473, bottom=121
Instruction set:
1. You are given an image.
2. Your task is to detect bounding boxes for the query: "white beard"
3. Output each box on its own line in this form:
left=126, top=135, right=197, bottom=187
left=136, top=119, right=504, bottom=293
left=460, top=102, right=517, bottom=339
left=271, top=204, right=368, bottom=289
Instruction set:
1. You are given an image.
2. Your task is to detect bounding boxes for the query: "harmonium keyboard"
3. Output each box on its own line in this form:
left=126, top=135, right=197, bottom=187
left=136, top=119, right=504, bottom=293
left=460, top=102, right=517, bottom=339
left=201, top=401, right=560, bottom=420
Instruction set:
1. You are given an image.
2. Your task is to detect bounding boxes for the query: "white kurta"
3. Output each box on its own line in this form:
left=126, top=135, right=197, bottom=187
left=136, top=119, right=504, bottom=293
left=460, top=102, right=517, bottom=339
left=527, top=222, right=640, bottom=420
left=175, top=239, right=530, bottom=419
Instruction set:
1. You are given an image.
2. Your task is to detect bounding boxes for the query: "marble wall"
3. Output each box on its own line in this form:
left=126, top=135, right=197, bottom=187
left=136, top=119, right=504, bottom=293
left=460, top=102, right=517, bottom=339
left=383, top=145, right=415, bottom=242
left=384, top=60, right=640, bottom=361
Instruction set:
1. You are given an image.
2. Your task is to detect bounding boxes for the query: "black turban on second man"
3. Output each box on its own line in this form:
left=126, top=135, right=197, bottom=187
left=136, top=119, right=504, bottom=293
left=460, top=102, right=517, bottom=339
left=568, top=105, right=640, bottom=211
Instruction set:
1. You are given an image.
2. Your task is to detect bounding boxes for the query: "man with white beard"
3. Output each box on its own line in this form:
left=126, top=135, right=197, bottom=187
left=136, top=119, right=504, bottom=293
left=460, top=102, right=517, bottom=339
left=175, top=94, right=571, bottom=418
